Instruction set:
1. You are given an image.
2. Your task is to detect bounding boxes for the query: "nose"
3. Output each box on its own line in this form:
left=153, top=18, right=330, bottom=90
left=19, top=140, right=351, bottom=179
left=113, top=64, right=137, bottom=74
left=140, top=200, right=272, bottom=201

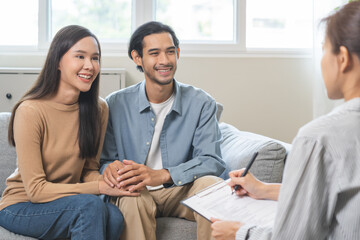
left=83, top=57, right=94, bottom=70
left=158, top=52, right=170, bottom=65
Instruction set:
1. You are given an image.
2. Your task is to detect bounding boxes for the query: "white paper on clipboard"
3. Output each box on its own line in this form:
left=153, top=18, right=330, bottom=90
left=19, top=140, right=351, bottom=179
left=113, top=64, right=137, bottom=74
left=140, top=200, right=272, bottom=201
left=181, top=179, right=277, bottom=228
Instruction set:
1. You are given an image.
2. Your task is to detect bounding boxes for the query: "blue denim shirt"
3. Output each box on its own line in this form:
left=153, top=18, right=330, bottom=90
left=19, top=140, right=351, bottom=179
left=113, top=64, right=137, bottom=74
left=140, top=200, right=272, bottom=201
left=100, top=80, right=225, bottom=186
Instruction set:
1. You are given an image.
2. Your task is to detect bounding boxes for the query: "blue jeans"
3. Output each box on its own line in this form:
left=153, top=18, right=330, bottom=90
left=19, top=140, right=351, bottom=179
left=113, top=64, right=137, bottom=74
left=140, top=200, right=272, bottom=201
left=0, top=194, right=123, bottom=240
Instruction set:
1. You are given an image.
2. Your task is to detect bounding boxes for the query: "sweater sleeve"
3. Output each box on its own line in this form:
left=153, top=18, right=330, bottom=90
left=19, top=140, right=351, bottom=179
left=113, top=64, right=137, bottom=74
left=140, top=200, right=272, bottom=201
left=81, top=99, right=109, bottom=182
left=14, top=104, right=99, bottom=203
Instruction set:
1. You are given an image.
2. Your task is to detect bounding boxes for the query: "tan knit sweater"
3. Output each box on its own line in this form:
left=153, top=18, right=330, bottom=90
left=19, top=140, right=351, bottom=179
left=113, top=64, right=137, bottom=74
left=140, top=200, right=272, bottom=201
left=0, top=98, right=108, bottom=210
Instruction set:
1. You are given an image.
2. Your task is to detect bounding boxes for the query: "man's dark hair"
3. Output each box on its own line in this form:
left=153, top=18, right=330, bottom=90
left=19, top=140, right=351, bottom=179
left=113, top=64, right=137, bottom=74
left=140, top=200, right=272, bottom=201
left=128, top=21, right=179, bottom=72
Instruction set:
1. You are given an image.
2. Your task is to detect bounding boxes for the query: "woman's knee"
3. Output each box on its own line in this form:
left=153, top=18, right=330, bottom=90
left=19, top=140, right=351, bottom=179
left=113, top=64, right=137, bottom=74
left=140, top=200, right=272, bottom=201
left=106, top=203, right=123, bottom=224
left=75, top=194, right=107, bottom=216
left=106, top=203, right=124, bottom=237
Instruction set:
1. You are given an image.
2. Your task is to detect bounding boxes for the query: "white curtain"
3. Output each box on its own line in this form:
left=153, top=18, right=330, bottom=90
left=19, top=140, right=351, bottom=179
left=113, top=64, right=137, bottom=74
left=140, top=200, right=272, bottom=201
left=313, top=0, right=347, bottom=118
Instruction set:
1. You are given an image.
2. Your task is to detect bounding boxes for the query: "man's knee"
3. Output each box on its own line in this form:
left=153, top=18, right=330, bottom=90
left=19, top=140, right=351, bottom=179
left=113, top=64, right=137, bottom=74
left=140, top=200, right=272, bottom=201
left=114, top=196, right=141, bottom=211
left=112, top=194, right=155, bottom=217
left=193, top=175, right=223, bottom=191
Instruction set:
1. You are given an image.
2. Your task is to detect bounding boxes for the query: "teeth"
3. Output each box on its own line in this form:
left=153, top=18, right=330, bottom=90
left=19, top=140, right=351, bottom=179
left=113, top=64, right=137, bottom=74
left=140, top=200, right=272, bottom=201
left=158, top=69, right=170, bottom=72
left=78, top=74, right=91, bottom=79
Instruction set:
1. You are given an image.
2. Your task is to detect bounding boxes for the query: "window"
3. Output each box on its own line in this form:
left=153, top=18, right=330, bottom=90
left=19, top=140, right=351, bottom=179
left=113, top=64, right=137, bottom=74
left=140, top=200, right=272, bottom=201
left=0, top=0, right=313, bottom=55
left=0, top=0, right=38, bottom=46
left=155, top=0, right=234, bottom=43
left=51, top=0, right=132, bottom=42
left=246, top=0, right=313, bottom=49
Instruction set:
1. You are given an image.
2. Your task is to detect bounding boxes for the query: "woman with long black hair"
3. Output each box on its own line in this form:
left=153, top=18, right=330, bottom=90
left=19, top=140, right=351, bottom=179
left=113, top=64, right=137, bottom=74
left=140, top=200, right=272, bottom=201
left=0, top=25, right=137, bottom=240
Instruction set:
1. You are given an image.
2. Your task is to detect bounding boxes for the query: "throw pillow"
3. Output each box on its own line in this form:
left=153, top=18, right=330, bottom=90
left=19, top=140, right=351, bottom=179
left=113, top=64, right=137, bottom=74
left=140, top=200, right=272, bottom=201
left=216, top=102, right=223, bottom=121
left=219, top=122, right=287, bottom=183
left=0, top=112, right=17, bottom=194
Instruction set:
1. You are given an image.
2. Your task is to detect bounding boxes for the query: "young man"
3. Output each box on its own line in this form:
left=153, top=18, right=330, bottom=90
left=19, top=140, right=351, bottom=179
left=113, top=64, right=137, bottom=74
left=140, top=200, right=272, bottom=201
left=100, top=21, right=226, bottom=240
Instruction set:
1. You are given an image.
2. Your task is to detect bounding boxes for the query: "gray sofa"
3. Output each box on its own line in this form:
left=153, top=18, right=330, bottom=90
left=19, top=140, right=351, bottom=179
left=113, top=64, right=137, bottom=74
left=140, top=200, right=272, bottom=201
left=0, top=111, right=291, bottom=240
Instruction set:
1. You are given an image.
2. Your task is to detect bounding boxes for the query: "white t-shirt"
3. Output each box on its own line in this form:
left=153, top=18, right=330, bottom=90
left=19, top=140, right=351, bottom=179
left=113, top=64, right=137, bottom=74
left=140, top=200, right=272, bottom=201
left=146, top=93, right=175, bottom=190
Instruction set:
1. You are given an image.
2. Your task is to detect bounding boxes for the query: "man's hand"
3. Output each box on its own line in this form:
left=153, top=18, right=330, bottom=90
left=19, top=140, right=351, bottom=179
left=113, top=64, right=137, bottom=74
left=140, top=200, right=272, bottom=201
left=103, top=160, right=125, bottom=188
left=210, top=218, right=243, bottom=240
left=117, top=159, right=173, bottom=192
left=98, top=180, right=140, bottom=197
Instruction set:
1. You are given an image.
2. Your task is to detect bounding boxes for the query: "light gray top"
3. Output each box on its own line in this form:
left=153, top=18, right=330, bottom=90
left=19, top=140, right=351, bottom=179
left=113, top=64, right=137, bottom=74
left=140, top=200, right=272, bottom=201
left=237, top=97, right=360, bottom=240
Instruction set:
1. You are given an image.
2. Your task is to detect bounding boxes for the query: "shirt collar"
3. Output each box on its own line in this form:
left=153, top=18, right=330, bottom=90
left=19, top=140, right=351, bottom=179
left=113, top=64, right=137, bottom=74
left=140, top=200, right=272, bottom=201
left=328, top=97, right=360, bottom=116
left=138, top=79, right=182, bottom=115
left=138, top=80, right=150, bottom=113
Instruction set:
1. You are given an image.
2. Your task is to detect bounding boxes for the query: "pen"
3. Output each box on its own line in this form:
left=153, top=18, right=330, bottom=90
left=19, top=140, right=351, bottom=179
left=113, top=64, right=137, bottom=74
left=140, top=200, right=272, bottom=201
left=232, top=151, right=258, bottom=195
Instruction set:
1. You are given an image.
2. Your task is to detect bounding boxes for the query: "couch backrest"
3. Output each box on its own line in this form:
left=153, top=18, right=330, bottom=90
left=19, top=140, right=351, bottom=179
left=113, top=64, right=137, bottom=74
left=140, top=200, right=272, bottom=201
left=218, top=122, right=290, bottom=183
left=0, top=112, right=17, bottom=194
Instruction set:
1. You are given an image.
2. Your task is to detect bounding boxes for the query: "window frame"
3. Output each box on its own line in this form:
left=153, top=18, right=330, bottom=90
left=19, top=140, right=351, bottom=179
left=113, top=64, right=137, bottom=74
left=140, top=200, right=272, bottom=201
left=0, top=0, right=312, bottom=57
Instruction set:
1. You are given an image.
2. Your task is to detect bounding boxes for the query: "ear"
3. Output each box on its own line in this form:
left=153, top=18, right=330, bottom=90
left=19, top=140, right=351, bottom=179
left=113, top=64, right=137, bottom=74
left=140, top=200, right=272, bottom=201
left=131, top=50, right=142, bottom=67
left=338, top=46, right=352, bottom=73
left=176, top=47, right=180, bottom=59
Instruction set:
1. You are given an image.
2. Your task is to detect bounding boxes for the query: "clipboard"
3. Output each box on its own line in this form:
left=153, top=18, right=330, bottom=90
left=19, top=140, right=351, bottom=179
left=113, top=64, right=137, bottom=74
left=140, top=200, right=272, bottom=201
left=181, top=179, right=277, bottom=227
left=181, top=180, right=227, bottom=222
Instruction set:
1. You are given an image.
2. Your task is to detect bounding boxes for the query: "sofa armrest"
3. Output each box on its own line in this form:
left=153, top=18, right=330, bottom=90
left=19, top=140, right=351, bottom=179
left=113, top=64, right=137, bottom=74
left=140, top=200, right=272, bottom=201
left=219, top=122, right=289, bottom=183
left=0, top=112, right=17, bottom=194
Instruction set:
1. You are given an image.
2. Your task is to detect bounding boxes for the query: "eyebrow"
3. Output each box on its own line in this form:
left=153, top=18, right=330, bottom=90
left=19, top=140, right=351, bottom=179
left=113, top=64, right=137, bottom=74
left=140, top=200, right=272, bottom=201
left=74, top=50, right=100, bottom=55
left=147, top=46, right=176, bottom=52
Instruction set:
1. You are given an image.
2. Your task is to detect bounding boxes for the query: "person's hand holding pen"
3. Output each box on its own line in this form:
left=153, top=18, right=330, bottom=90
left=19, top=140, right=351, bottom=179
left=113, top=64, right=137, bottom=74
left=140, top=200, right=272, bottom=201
left=228, top=168, right=266, bottom=200
left=228, top=152, right=281, bottom=201
left=231, top=152, right=258, bottom=195
left=228, top=151, right=267, bottom=200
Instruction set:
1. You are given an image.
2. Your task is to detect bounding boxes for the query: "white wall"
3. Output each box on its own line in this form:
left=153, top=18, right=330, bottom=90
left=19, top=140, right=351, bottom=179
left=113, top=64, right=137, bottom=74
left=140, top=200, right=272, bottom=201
left=0, top=54, right=313, bottom=143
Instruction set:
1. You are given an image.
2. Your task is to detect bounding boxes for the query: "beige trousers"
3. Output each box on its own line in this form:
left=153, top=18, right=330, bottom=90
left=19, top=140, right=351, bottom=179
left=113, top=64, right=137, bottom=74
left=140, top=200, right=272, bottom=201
left=110, top=175, right=222, bottom=240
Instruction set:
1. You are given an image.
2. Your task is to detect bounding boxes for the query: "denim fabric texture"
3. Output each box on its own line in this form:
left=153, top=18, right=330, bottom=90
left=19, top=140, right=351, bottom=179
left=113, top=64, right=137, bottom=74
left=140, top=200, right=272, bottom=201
left=0, top=194, right=123, bottom=240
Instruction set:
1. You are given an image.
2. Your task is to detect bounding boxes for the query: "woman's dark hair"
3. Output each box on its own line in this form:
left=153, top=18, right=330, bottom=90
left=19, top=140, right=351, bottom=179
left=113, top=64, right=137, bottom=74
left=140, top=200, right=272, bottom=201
left=128, top=21, right=179, bottom=72
left=8, top=25, right=102, bottom=159
left=322, top=1, right=360, bottom=59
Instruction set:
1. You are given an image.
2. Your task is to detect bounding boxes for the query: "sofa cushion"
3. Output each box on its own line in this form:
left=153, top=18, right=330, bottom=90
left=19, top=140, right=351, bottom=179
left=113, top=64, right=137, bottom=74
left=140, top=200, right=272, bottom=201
left=219, top=122, right=287, bottom=183
left=216, top=102, right=223, bottom=121
left=0, top=112, right=17, bottom=194
left=156, top=217, right=196, bottom=240
left=0, top=227, right=36, bottom=240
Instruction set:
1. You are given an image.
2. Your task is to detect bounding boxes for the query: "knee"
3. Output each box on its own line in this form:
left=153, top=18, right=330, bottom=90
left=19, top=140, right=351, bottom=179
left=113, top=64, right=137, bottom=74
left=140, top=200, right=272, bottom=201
left=77, top=194, right=107, bottom=216
left=195, top=175, right=222, bottom=187
left=106, top=203, right=124, bottom=238
left=192, top=176, right=223, bottom=192
left=116, top=194, right=155, bottom=218
left=117, top=195, right=141, bottom=210
left=107, top=203, right=123, bottom=223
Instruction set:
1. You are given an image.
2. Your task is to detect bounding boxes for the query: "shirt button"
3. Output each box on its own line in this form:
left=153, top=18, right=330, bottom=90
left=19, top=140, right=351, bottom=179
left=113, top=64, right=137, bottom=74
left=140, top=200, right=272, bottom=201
left=151, top=118, right=154, bottom=121
left=194, top=176, right=197, bottom=179
left=146, top=142, right=150, bottom=145
left=178, top=181, right=182, bottom=185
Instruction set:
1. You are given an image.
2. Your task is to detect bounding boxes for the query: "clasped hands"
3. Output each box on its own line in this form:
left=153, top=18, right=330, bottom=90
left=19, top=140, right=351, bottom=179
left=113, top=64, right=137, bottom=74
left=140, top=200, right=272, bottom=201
left=102, top=159, right=172, bottom=195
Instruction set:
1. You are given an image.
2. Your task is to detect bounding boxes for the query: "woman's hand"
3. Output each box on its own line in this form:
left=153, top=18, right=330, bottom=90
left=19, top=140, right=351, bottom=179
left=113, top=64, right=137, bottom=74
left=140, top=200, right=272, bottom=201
left=211, top=218, right=243, bottom=240
left=228, top=169, right=265, bottom=200
left=103, top=160, right=124, bottom=188
left=229, top=169, right=281, bottom=201
left=98, top=180, right=140, bottom=197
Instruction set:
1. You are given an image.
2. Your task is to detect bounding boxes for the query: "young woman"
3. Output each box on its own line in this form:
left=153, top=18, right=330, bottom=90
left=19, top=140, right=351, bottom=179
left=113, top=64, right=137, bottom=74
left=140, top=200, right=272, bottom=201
left=211, top=1, right=360, bottom=239
left=0, top=25, right=138, bottom=240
